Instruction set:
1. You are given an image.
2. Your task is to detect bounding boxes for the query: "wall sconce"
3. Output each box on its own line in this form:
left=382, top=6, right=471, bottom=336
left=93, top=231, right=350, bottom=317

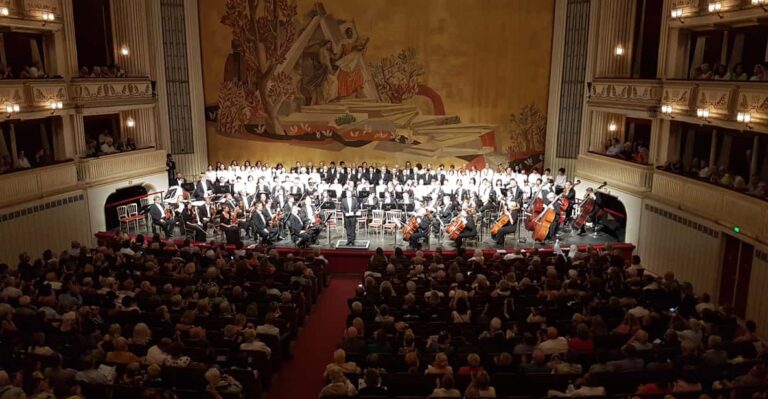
left=753, top=0, right=768, bottom=11
left=120, top=46, right=130, bottom=56
left=5, top=103, right=20, bottom=117
left=48, top=100, right=63, bottom=113
left=126, top=117, right=136, bottom=128
left=608, top=122, right=618, bottom=132
left=671, top=8, right=684, bottom=22
left=707, top=1, right=723, bottom=18
left=0, top=7, right=9, bottom=16
left=660, top=104, right=675, bottom=118
left=614, top=45, right=625, bottom=56
left=736, top=111, right=752, bottom=129
left=696, top=107, right=711, bottom=122
left=40, top=11, right=55, bottom=24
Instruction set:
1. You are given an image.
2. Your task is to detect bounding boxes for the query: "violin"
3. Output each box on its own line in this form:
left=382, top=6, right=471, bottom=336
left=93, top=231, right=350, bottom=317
left=164, top=206, right=173, bottom=221
left=270, top=210, right=282, bottom=228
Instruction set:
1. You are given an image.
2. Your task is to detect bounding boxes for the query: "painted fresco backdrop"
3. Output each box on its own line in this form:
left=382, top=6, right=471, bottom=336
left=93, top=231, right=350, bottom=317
left=199, top=0, right=555, bottom=168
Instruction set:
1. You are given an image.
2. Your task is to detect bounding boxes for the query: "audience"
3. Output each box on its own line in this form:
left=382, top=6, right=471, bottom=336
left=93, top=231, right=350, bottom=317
left=662, top=158, right=768, bottom=201
left=693, top=61, right=767, bottom=81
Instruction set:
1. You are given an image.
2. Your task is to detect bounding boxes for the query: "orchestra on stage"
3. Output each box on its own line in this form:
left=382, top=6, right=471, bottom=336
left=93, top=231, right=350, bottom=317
left=147, top=160, right=619, bottom=249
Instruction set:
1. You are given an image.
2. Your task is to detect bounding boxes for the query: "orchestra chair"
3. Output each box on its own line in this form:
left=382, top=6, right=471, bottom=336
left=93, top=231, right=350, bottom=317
left=126, top=203, right=145, bottom=233
left=140, top=197, right=150, bottom=232
left=382, top=210, right=402, bottom=237
left=117, top=205, right=131, bottom=233
left=356, top=208, right=369, bottom=236
left=368, top=210, right=385, bottom=237
left=323, top=210, right=338, bottom=236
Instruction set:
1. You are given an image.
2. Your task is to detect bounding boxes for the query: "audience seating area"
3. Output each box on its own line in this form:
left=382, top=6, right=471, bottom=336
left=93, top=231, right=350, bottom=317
left=0, top=232, right=328, bottom=398
left=321, top=246, right=768, bottom=399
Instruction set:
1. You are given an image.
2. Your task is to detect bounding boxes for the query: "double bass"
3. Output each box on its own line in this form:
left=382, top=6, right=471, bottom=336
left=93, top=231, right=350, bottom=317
left=445, top=216, right=466, bottom=240
left=572, top=182, right=607, bottom=230
left=402, top=216, right=419, bottom=241
left=531, top=188, right=572, bottom=242
left=525, top=187, right=545, bottom=231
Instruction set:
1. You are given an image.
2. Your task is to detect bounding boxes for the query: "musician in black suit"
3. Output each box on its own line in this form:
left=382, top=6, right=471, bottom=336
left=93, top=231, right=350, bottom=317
left=454, top=210, right=477, bottom=248
left=341, top=189, right=360, bottom=245
left=577, top=187, right=603, bottom=235
left=544, top=192, right=563, bottom=241
left=287, top=206, right=319, bottom=247
left=408, top=209, right=432, bottom=250
left=149, top=196, right=173, bottom=237
left=182, top=202, right=206, bottom=242
left=506, top=180, right=524, bottom=206
left=491, top=202, right=518, bottom=246
left=252, top=203, right=278, bottom=244
left=193, top=175, right=213, bottom=199
left=561, top=181, right=577, bottom=222
left=364, top=193, right=379, bottom=209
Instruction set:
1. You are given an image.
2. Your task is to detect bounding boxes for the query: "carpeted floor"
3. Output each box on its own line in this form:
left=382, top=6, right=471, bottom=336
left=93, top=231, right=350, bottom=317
left=266, top=276, right=360, bottom=399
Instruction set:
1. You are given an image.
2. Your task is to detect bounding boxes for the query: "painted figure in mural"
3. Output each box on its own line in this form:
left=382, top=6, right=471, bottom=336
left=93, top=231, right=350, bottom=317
left=335, top=27, right=369, bottom=98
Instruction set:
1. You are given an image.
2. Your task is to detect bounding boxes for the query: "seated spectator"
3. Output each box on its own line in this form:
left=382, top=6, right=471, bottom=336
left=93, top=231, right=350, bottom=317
left=357, top=369, right=387, bottom=396
left=255, top=313, right=280, bottom=336
left=750, top=64, right=766, bottom=81
left=457, top=353, right=484, bottom=378
left=606, top=346, right=644, bottom=371
left=538, top=327, right=568, bottom=355
left=521, top=349, right=550, bottom=374
left=0, top=63, right=12, bottom=79
left=701, top=334, right=728, bottom=368
left=697, top=63, right=713, bottom=79
left=338, top=326, right=366, bottom=354
left=464, top=370, right=496, bottom=398
left=28, top=332, right=55, bottom=356
left=146, top=337, right=172, bottom=365
left=323, top=349, right=360, bottom=379
left=732, top=63, right=748, bottom=80
left=568, top=323, right=594, bottom=353
left=15, top=151, right=31, bottom=169
left=605, top=138, right=622, bottom=156
left=713, top=63, right=730, bottom=80
left=164, top=342, right=191, bottom=367
left=425, top=352, right=453, bottom=375
left=548, top=373, right=606, bottom=397
left=105, top=337, right=140, bottom=364
left=431, top=374, right=461, bottom=398
left=319, top=368, right=357, bottom=397
left=204, top=367, right=242, bottom=396
left=624, top=329, right=653, bottom=351
left=240, top=328, right=272, bottom=358
left=367, top=329, right=393, bottom=354
left=78, top=67, right=90, bottom=78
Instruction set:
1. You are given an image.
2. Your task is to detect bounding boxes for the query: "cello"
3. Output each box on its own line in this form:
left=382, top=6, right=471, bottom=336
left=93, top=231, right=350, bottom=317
left=531, top=190, right=569, bottom=242
left=525, top=186, right=545, bottom=231
left=557, top=180, right=581, bottom=224
left=445, top=216, right=466, bottom=240
left=402, top=216, right=419, bottom=241
left=572, top=182, right=607, bottom=230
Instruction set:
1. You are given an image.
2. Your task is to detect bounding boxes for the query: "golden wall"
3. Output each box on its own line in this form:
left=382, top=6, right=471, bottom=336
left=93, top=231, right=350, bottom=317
left=198, top=0, right=555, bottom=167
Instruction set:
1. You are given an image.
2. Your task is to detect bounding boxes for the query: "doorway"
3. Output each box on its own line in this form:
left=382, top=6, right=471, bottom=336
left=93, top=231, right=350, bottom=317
left=718, top=234, right=754, bottom=318
left=104, top=185, right=148, bottom=231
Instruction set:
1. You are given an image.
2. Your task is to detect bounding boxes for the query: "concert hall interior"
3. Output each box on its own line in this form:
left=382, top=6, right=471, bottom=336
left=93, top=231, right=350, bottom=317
left=1, top=0, right=768, bottom=398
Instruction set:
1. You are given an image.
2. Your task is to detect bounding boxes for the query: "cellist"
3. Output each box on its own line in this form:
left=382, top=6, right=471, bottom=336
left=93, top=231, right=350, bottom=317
left=561, top=181, right=577, bottom=223
left=543, top=192, right=563, bottom=241
left=576, top=187, right=603, bottom=236
left=454, top=209, right=477, bottom=249
left=408, top=208, right=432, bottom=250
left=491, top=201, right=518, bottom=247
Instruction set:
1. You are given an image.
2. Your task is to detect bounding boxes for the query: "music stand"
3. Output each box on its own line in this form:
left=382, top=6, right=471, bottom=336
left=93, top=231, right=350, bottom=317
left=378, top=192, right=385, bottom=199
left=358, top=190, right=370, bottom=199
left=326, top=190, right=337, bottom=200
left=382, top=203, right=395, bottom=211
left=395, top=192, right=404, bottom=200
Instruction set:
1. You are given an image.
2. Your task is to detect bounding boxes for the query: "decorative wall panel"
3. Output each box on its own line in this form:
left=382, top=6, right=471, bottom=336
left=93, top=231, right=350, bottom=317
left=576, top=153, right=654, bottom=192
left=0, top=163, right=78, bottom=208
left=77, top=149, right=167, bottom=184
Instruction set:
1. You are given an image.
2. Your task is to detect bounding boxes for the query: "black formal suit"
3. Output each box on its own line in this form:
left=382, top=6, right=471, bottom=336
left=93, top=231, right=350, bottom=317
left=252, top=210, right=277, bottom=243
left=492, top=210, right=518, bottom=246
left=507, top=186, right=524, bottom=206
left=455, top=216, right=477, bottom=248
left=341, top=196, right=359, bottom=244
left=326, top=168, right=337, bottom=183
left=149, top=203, right=172, bottom=237
left=409, top=215, right=432, bottom=249
left=193, top=179, right=213, bottom=199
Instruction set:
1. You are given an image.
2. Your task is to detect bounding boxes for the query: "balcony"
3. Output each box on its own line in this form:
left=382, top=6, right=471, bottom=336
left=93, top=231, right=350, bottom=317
left=0, top=161, right=78, bottom=208
left=652, top=169, right=768, bottom=243
left=0, top=0, right=63, bottom=32
left=669, top=0, right=768, bottom=30
left=576, top=152, right=655, bottom=193
left=0, top=79, right=68, bottom=120
left=69, top=77, right=154, bottom=110
left=77, top=148, right=167, bottom=185
left=588, top=79, right=663, bottom=113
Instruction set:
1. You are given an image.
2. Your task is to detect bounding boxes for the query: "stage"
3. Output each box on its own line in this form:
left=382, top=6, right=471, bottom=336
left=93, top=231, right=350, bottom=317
left=96, top=225, right=634, bottom=274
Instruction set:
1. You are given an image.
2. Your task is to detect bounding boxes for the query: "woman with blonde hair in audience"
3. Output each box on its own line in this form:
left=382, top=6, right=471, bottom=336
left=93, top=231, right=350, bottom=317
left=319, top=367, right=357, bottom=397
left=750, top=63, right=767, bottom=81
left=130, top=323, right=152, bottom=346
left=323, top=349, right=360, bottom=380
left=425, top=352, right=453, bottom=375
left=431, top=374, right=461, bottom=398
left=106, top=337, right=140, bottom=364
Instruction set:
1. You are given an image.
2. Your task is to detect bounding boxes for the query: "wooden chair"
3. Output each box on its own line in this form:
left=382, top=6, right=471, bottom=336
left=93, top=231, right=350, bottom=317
left=117, top=205, right=131, bottom=232
left=356, top=208, right=369, bottom=235
left=368, top=210, right=384, bottom=236
left=382, top=210, right=401, bottom=236
left=126, top=203, right=146, bottom=233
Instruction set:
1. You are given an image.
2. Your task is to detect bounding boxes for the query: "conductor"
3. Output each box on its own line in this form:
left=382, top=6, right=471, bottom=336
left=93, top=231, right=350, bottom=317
left=341, top=189, right=360, bottom=245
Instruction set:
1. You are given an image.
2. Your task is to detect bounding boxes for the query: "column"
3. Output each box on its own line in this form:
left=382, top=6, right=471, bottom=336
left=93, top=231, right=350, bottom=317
left=120, top=108, right=156, bottom=148
left=9, top=124, right=17, bottom=165
left=594, top=0, right=637, bottom=78
left=72, top=114, right=87, bottom=157
left=750, top=135, right=760, bottom=178
left=709, top=129, right=718, bottom=167
left=649, top=118, right=662, bottom=165
left=0, top=126, right=8, bottom=158
left=110, top=0, right=151, bottom=76
left=61, top=0, right=80, bottom=77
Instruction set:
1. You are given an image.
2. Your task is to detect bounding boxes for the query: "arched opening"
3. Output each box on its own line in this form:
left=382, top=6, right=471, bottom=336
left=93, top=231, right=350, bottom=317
left=594, top=192, right=627, bottom=242
left=104, top=185, right=148, bottom=231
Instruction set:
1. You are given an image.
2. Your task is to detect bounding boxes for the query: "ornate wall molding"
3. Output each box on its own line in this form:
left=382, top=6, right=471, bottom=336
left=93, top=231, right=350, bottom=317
left=589, top=79, right=663, bottom=111
left=696, top=83, right=736, bottom=116
left=24, top=80, right=68, bottom=109
left=69, top=78, right=153, bottom=106
left=661, top=82, right=696, bottom=112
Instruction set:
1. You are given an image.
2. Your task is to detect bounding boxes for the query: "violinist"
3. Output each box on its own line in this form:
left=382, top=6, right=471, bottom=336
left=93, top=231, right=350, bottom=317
left=561, top=181, right=577, bottom=222
left=183, top=202, right=207, bottom=242
left=287, top=206, right=318, bottom=247
left=491, top=201, right=518, bottom=247
left=408, top=208, right=432, bottom=250
left=219, top=204, right=241, bottom=244
left=197, top=197, right=215, bottom=230
left=436, top=196, right=455, bottom=235
left=149, top=196, right=173, bottom=238
left=454, top=210, right=477, bottom=249
left=300, top=197, right=317, bottom=227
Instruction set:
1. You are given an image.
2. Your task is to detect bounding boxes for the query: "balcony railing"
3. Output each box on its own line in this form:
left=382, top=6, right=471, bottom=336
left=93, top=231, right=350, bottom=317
left=69, top=77, right=154, bottom=107
left=576, top=152, right=655, bottom=193
left=77, top=148, right=167, bottom=185
left=0, top=161, right=78, bottom=208
left=590, top=78, right=768, bottom=130
left=652, top=169, right=768, bottom=243
left=0, top=0, right=62, bottom=31
left=669, top=0, right=768, bottom=29
left=0, top=79, right=68, bottom=118
left=589, top=79, right=663, bottom=112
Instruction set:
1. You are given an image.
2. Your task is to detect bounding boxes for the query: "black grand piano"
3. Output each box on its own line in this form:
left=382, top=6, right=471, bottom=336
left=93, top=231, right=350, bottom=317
left=594, top=192, right=626, bottom=241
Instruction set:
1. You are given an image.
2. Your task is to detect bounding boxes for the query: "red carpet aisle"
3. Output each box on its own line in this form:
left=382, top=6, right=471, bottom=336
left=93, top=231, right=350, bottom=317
left=266, top=276, right=360, bottom=399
